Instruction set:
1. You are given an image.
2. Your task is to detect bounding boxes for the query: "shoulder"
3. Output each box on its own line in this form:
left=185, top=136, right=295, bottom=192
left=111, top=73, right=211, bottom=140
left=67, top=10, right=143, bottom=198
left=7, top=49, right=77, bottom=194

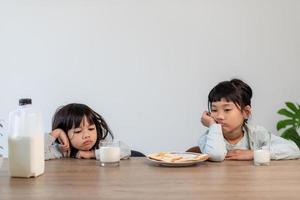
left=245, top=124, right=270, bottom=142
left=246, top=124, right=269, bottom=133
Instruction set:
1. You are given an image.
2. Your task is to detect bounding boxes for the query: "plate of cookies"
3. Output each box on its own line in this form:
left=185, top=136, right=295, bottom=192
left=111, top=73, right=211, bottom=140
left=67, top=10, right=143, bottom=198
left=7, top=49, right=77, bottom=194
left=147, top=152, right=209, bottom=167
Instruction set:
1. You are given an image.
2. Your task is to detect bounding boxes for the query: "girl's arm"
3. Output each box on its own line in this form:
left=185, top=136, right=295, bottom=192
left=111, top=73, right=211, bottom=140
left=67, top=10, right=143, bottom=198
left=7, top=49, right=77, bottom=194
left=198, top=123, right=227, bottom=161
left=270, top=134, right=300, bottom=160
left=254, top=125, right=300, bottom=160
left=271, top=135, right=300, bottom=160
left=44, top=129, right=70, bottom=160
left=76, top=150, right=95, bottom=159
left=50, top=129, right=70, bottom=153
left=44, top=133, right=64, bottom=160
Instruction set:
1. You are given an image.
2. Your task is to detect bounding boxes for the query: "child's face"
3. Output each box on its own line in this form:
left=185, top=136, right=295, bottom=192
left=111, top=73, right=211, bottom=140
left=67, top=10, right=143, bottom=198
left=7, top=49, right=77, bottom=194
left=67, top=116, right=97, bottom=151
left=210, top=98, right=251, bottom=135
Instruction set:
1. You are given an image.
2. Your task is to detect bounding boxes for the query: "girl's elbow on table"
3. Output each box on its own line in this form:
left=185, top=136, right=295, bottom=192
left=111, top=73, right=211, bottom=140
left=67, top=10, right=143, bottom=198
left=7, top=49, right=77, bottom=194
left=207, top=151, right=227, bottom=162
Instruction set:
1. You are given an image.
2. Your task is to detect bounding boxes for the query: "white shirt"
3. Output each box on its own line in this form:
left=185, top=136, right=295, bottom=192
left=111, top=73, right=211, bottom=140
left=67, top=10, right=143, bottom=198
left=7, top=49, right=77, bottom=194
left=198, top=123, right=300, bottom=161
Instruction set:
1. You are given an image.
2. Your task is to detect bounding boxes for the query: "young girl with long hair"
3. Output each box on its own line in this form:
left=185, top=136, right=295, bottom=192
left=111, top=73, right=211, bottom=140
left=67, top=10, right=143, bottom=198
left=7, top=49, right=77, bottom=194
left=45, top=103, right=131, bottom=160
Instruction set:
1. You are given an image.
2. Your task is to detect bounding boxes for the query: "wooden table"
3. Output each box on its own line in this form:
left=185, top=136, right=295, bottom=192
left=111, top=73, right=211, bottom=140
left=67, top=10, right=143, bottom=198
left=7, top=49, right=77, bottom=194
left=1, top=158, right=300, bottom=200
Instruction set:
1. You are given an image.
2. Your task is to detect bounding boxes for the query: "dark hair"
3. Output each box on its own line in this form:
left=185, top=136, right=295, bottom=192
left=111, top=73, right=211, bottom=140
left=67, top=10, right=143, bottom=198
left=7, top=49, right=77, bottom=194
left=52, top=103, right=113, bottom=158
left=208, top=79, right=252, bottom=112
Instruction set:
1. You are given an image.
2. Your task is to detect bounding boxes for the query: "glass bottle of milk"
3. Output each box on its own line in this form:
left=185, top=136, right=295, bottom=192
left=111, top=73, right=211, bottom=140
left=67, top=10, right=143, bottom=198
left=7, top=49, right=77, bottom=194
left=8, top=98, right=45, bottom=178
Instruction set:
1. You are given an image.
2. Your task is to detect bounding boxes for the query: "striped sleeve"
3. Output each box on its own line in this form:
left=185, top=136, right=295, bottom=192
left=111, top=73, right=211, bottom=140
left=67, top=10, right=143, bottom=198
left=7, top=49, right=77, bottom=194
left=44, top=133, right=64, bottom=160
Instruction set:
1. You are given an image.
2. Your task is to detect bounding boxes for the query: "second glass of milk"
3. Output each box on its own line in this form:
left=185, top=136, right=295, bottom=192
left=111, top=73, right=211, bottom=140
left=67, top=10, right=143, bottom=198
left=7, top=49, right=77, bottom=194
left=99, top=141, right=120, bottom=167
left=253, top=131, right=271, bottom=166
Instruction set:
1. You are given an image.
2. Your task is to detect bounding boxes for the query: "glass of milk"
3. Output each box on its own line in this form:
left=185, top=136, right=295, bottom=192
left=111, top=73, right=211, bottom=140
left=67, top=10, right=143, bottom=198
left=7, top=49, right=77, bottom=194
left=99, top=141, right=121, bottom=167
left=253, top=131, right=271, bottom=166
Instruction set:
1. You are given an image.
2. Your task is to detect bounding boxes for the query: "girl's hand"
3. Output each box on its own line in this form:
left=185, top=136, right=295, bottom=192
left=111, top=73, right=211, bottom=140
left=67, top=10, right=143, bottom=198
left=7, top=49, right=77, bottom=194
left=51, top=129, right=70, bottom=153
left=225, top=149, right=254, bottom=160
left=76, top=150, right=95, bottom=159
left=201, top=111, right=216, bottom=127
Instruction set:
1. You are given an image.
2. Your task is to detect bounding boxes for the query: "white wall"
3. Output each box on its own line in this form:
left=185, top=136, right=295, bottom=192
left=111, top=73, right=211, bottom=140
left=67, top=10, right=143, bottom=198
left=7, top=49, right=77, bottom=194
left=1, top=0, right=299, bottom=157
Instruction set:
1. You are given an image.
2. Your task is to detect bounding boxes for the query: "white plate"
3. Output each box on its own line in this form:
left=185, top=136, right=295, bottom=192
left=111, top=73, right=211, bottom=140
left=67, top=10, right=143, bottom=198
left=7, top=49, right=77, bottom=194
left=147, top=152, right=209, bottom=167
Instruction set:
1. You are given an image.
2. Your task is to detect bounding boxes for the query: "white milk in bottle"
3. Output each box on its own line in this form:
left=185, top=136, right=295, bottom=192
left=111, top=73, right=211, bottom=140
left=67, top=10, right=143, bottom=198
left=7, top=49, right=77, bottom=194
left=8, top=98, right=45, bottom=178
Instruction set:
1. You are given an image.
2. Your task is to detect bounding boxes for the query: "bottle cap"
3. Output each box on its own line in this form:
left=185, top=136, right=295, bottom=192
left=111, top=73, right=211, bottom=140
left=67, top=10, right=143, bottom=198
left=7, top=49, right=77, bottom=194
left=19, top=98, right=32, bottom=106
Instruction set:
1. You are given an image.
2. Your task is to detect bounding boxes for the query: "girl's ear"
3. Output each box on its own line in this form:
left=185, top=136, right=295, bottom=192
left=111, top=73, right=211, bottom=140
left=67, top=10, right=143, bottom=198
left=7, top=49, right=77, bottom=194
left=242, top=105, right=251, bottom=119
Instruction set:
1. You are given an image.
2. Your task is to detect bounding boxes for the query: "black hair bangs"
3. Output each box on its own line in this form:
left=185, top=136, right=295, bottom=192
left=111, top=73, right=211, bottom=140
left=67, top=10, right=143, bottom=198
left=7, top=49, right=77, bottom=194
left=64, top=107, right=95, bottom=130
left=53, top=104, right=96, bottom=133
left=208, top=81, right=243, bottom=111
